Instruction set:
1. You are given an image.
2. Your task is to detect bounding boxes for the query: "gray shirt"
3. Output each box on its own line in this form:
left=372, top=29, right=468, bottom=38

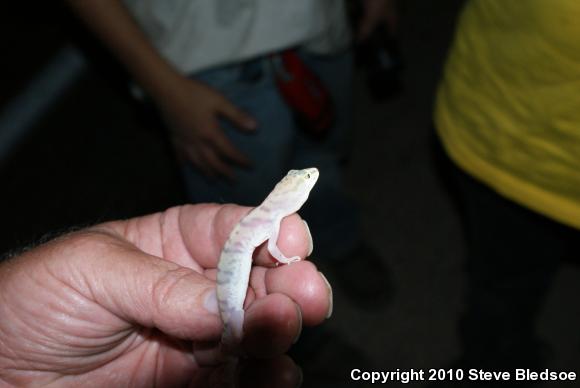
left=123, top=0, right=351, bottom=74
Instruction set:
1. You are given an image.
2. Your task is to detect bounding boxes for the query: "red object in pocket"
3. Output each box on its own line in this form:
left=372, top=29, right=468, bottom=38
left=271, top=50, right=334, bottom=138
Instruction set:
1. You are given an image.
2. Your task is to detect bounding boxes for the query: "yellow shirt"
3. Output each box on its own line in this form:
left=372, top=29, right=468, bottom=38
left=435, top=0, right=580, bottom=229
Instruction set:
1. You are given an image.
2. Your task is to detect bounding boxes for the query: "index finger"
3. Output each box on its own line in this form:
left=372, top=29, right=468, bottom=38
left=210, top=129, right=252, bottom=168
left=99, top=204, right=311, bottom=271
left=178, top=204, right=312, bottom=269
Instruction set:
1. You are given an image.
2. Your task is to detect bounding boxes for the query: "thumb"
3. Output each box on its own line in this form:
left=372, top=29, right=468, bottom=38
left=217, top=97, right=257, bottom=131
left=74, top=232, right=222, bottom=340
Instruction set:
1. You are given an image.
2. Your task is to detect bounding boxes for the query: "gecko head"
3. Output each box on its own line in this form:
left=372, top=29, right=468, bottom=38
left=287, top=167, right=319, bottom=191
left=276, top=168, right=320, bottom=203
left=266, top=168, right=319, bottom=214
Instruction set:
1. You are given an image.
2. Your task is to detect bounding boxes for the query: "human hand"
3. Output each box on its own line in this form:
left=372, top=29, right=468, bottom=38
left=358, top=0, right=398, bottom=42
left=158, top=77, right=257, bottom=179
left=0, top=204, right=332, bottom=387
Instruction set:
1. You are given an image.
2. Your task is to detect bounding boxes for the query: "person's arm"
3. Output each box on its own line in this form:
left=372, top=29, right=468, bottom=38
left=66, top=0, right=181, bottom=106
left=65, top=0, right=256, bottom=178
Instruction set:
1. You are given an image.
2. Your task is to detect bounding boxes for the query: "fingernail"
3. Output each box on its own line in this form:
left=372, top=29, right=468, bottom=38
left=187, top=347, right=196, bottom=362
left=319, top=272, right=333, bottom=319
left=244, top=118, right=257, bottom=129
left=203, top=288, right=219, bottom=314
left=303, top=220, right=313, bottom=256
left=295, top=365, right=303, bottom=388
left=293, top=304, right=302, bottom=344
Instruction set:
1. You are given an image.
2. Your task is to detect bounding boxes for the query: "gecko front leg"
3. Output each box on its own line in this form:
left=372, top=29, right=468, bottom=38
left=267, top=216, right=302, bottom=264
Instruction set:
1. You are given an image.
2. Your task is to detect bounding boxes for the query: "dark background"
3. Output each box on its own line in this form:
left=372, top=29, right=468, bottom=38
left=1, top=1, right=579, bottom=387
left=0, top=2, right=185, bottom=251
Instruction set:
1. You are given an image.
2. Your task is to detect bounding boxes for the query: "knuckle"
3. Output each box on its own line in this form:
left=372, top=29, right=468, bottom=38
left=53, top=229, right=119, bottom=260
left=150, top=266, right=193, bottom=309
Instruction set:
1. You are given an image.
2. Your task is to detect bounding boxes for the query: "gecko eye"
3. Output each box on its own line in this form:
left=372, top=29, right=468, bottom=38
left=306, top=173, right=311, bottom=179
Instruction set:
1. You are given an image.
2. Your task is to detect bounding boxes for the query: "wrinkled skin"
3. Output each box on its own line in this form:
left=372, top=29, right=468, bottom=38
left=0, top=204, right=332, bottom=387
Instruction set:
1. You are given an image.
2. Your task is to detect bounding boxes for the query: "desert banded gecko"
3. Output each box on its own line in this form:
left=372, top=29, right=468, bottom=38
left=216, top=168, right=319, bottom=348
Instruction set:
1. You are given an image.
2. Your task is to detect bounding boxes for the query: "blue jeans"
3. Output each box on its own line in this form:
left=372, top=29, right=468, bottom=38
left=182, top=50, right=359, bottom=260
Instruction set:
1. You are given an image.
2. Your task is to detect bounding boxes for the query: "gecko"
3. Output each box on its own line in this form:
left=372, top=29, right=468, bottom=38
left=216, top=167, right=319, bottom=348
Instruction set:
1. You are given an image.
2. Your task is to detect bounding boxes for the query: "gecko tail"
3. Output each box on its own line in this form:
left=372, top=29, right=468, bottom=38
left=221, top=309, right=245, bottom=352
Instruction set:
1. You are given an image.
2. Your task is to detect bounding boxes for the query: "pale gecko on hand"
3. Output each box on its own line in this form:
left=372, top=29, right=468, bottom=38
left=216, top=168, right=319, bottom=349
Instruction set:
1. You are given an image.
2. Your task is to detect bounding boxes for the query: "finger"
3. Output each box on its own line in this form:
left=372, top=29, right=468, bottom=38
left=198, top=142, right=234, bottom=179
left=191, top=267, right=318, bottom=365
left=242, top=293, right=301, bottom=358
left=210, top=130, right=252, bottom=168
left=239, top=355, right=302, bottom=388
left=183, top=143, right=214, bottom=178
left=169, top=126, right=215, bottom=178
left=188, top=355, right=300, bottom=388
left=218, top=99, right=257, bottom=131
left=191, top=340, right=225, bottom=367
left=248, top=266, right=268, bottom=299
left=103, top=205, right=312, bottom=271
left=259, top=261, right=332, bottom=326
left=176, top=204, right=312, bottom=269
left=66, top=231, right=222, bottom=341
